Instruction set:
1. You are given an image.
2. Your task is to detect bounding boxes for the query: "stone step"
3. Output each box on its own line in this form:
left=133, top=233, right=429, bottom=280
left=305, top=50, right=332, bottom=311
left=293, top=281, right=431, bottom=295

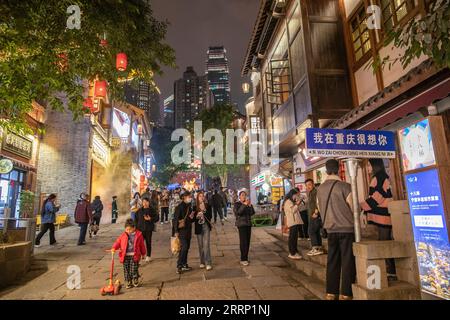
left=352, top=281, right=421, bottom=300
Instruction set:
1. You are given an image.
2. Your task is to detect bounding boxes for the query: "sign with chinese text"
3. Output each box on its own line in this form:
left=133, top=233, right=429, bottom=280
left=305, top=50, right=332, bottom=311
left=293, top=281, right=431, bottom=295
left=250, top=116, right=261, bottom=134
left=398, top=119, right=436, bottom=172
left=2, top=131, right=33, bottom=159
left=405, top=168, right=450, bottom=300
left=305, top=128, right=396, bottom=158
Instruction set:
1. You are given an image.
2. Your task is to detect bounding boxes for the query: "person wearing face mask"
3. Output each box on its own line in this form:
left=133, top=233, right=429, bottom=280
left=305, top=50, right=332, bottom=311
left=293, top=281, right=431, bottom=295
left=174, top=191, right=196, bottom=274
left=193, top=191, right=213, bottom=270
left=234, top=190, right=255, bottom=266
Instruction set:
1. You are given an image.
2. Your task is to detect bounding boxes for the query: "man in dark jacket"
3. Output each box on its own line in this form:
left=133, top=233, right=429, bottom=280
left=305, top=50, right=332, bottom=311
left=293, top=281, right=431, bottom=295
left=135, top=197, right=159, bottom=262
left=74, top=193, right=92, bottom=245
left=90, top=195, right=103, bottom=237
left=219, top=188, right=228, bottom=220
left=211, top=190, right=224, bottom=224
left=174, top=191, right=196, bottom=274
left=111, top=196, right=118, bottom=223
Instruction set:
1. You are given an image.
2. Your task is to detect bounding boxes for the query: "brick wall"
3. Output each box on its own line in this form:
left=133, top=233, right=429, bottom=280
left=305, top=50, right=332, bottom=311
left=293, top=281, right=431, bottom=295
left=36, top=109, right=92, bottom=220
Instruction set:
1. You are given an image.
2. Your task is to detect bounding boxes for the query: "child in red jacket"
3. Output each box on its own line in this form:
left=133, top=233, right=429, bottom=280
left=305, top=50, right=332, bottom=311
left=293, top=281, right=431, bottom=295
left=111, top=218, right=146, bottom=288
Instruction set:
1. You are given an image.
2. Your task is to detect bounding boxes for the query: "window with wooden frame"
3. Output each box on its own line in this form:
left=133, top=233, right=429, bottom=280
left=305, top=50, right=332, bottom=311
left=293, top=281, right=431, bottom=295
left=380, top=0, right=417, bottom=33
left=349, top=4, right=372, bottom=62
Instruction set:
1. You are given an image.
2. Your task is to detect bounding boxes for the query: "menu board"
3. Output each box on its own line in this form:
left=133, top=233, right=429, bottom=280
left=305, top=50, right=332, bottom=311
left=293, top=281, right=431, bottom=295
left=398, top=119, right=436, bottom=171
left=405, top=168, right=450, bottom=300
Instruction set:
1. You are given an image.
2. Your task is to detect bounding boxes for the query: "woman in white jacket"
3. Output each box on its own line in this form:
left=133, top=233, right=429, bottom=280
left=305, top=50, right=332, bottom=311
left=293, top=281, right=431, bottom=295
left=283, top=188, right=303, bottom=260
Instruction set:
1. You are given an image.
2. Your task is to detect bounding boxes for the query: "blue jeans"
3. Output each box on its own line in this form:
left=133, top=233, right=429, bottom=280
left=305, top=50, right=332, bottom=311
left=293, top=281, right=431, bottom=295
left=196, top=224, right=212, bottom=265
left=223, top=206, right=228, bottom=218
left=78, top=223, right=88, bottom=244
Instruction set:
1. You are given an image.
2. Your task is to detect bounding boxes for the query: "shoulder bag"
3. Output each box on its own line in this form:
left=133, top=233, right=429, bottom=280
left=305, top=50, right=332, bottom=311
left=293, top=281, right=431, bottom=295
left=178, top=207, right=190, bottom=229
left=320, top=181, right=339, bottom=239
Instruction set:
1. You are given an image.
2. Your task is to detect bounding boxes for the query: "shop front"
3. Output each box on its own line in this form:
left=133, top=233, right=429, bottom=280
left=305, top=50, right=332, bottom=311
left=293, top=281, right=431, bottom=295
left=250, top=171, right=287, bottom=206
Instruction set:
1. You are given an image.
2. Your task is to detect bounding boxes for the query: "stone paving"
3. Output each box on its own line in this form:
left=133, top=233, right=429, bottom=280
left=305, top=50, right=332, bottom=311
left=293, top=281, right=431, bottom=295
left=0, top=214, right=319, bottom=300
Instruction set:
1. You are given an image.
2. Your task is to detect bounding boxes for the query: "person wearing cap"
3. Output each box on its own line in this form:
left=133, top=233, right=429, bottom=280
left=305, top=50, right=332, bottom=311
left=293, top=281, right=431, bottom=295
left=234, top=190, right=255, bottom=266
left=74, top=192, right=93, bottom=246
left=174, top=191, right=196, bottom=274
left=317, top=159, right=356, bottom=300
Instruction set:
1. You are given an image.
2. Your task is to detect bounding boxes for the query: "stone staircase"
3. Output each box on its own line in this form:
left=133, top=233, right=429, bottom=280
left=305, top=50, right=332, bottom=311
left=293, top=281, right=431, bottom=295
left=265, top=228, right=421, bottom=300
left=265, top=229, right=327, bottom=299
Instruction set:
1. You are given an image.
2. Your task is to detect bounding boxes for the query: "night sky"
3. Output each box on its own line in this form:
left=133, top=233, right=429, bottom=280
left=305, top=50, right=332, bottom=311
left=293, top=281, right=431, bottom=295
left=151, top=0, right=260, bottom=113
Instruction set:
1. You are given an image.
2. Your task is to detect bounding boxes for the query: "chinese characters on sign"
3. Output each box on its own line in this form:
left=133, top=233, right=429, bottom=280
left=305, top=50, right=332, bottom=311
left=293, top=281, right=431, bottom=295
left=405, top=169, right=450, bottom=300
left=305, top=128, right=396, bottom=158
left=2, top=131, right=33, bottom=159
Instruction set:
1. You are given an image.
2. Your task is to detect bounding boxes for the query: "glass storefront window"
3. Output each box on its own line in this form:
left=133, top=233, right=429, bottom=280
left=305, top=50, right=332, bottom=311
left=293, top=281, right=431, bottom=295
left=0, top=169, right=26, bottom=219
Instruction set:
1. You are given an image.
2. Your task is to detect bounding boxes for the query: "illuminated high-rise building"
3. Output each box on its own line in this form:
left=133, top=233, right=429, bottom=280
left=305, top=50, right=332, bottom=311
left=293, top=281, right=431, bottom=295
left=206, top=46, right=231, bottom=106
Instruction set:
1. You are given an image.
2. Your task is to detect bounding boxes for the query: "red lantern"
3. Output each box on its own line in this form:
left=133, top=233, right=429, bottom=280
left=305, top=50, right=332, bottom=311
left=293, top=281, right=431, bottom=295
left=100, top=39, right=108, bottom=47
left=83, top=97, right=93, bottom=111
left=94, top=80, right=107, bottom=98
left=116, top=53, right=128, bottom=71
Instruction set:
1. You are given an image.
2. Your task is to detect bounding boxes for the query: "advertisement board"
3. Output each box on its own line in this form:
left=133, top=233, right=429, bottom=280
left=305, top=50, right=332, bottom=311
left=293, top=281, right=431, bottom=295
left=398, top=119, right=436, bottom=171
left=405, top=168, right=450, bottom=300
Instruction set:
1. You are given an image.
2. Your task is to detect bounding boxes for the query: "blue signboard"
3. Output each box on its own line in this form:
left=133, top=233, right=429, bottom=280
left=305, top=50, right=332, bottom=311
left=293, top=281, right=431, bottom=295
left=405, top=169, right=450, bottom=300
left=305, top=128, right=396, bottom=158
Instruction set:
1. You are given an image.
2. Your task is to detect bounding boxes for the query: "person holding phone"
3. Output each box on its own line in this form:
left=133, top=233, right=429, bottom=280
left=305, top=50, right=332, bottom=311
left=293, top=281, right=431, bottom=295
left=234, top=190, right=255, bottom=266
left=135, top=197, right=159, bottom=262
left=284, top=188, right=303, bottom=260
left=35, top=194, right=60, bottom=247
left=174, top=191, right=196, bottom=274
left=194, top=191, right=213, bottom=270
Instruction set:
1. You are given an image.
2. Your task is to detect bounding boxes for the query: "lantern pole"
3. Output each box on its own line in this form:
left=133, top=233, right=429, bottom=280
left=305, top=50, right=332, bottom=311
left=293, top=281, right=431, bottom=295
left=344, top=158, right=362, bottom=243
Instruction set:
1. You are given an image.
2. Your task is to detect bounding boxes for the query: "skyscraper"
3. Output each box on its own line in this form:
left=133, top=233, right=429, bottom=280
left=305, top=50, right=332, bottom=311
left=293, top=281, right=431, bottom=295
left=174, top=66, right=209, bottom=128
left=163, top=94, right=175, bottom=129
left=124, top=80, right=161, bottom=124
left=206, top=46, right=231, bottom=106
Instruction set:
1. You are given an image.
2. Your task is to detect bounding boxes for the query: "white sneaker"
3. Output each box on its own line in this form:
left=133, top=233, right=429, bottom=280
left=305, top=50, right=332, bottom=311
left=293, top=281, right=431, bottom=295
left=288, top=254, right=302, bottom=260
left=307, top=249, right=317, bottom=256
left=34, top=244, right=41, bottom=248
left=199, top=264, right=206, bottom=269
left=240, top=261, right=249, bottom=266
left=311, top=249, right=324, bottom=256
left=160, top=222, right=164, bottom=225
left=145, top=256, right=152, bottom=262
left=206, top=265, right=212, bottom=271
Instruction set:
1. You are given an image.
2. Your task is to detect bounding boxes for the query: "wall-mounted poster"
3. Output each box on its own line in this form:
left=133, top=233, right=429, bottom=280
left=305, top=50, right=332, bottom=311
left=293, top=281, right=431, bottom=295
left=398, top=119, right=436, bottom=171
left=405, top=168, right=450, bottom=300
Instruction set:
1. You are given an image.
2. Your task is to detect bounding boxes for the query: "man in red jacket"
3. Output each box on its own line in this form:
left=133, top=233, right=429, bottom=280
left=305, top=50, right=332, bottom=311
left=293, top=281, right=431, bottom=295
left=74, top=193, right=93, bottom=246
left=112, top=219, right=146, bottom=288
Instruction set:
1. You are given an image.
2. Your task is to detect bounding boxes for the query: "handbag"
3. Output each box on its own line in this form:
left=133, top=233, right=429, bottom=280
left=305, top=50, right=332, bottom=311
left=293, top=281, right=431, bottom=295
left=171, top=236, right=181, bottom=255
left=320, top=180, right=339, bottom=239
left=178, top=207, right=190, bottom=229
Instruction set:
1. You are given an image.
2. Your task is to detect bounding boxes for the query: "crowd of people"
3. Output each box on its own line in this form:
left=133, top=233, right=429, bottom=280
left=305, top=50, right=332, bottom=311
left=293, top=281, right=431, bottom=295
left=34, top=157, right=397, bottom=298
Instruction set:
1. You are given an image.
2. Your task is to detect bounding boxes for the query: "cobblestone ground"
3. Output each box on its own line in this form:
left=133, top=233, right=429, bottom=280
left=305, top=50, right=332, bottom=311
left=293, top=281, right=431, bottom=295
left=0, top=214, right=318, bottom=300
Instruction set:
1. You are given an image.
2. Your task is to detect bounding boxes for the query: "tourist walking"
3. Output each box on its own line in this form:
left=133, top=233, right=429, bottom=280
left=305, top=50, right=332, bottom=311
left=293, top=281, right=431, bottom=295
left=306, top=179, right=324, bottom=256
left=135, top=197, right=159, bottom=262
left=160, top=188, right=170, bottom=224
left=111, top=218, right=146, bottom=289
left=360, top=158, right=397, bottom=280
left=234, top=190, right=255, bottom=266
left=90, top=195, right=103, bottom=238
left=212, top=190, right=224, bottom=224
left=130, top=192, right=142, bottom=221
left=317, top=159, right=356, bottom=300
left=219, top=187, right=228, bottom=220
left=111, top=196, right=118, bottom=224
left=284, top=188, right=303, bottom=260
left=169, top=188, right=182, bottom=237
left=35, top=194, right=60, bottom=247
left=174, top=191, right=196, bottom=274
left=74, top=193, right=93, bottom=246
left=194, top=191, right=213, bottom=270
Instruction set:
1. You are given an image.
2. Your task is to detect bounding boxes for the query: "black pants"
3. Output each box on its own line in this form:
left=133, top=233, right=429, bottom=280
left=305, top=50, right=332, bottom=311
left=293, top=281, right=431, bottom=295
left=78, top=223, right=88, bottom=245
left=92, top=216, right=101, bottom=235
left=288, top=224, right=300, bottom=255
left=177, top=233, right=192, bottom=268
left=143, top=230, right=153, bottom=257
left=160, top=207, right=169, bottom=223
left=378, top=226, right=397, bottom=275
left=238, top=226, right=252, bottom=262
left=213, top=206, right=223, bottom=222
left=171, top=219, right=176, bottom=237
left=299, top=211, right=309, bottom=238
left=308, top=216, right=322, bottom=248
left=326, top=232, right=356, bottom=297
left=35, top=223, right=56, bottom=245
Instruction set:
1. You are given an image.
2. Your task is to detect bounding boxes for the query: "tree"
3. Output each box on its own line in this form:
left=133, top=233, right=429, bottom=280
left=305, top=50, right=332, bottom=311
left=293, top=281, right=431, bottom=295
left=0, top=1, right=175, bottom=133
left=191, top=104, right=247, bottom=188
left=375, top=0, right=450, bottom=70
left=149, top=127, right=189, bottom=187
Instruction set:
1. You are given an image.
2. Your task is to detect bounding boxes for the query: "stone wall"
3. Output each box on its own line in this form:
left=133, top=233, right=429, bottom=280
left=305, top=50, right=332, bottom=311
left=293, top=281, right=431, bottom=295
left=36, top=109, right=92, bottom=220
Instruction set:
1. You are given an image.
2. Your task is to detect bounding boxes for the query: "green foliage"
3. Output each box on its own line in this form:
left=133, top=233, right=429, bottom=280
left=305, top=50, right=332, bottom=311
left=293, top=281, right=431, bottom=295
left=0, top=230, right=9, bottom=244
left=149, top=127, right=189, bottom=186
left=191, top=104, right=247, bottom=187
left=19, top=190, right=35, bottom=218
left=374, top=0, right=450, bottom=71
left=0, top=1, right=176, bottom=131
